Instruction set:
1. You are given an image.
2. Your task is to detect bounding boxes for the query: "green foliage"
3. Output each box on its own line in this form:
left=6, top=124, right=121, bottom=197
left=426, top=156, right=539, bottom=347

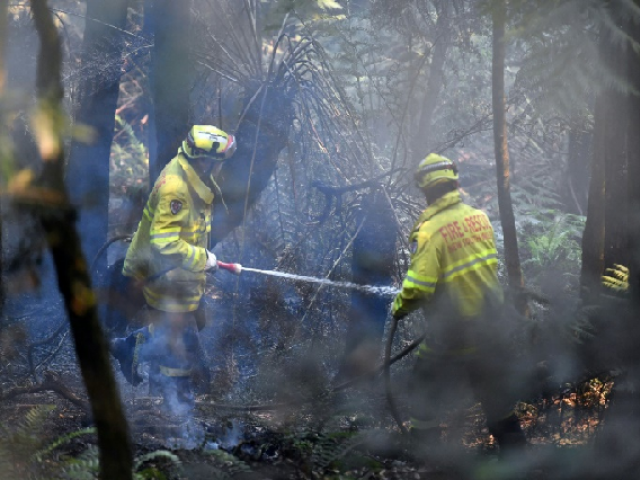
left=32, top=427, right=96, bottom=463
left=57, top=445, right=181, bottom=479
left=505, top=0, right=640, bottom=115
left=0, top=404, right=55, bottom=478
left=0, top=406, right=179, bottom=480
left=310, top=431, right=363, bottom=470
left=202, top=449, right=253, bottom=479
left=520, top=212, right=585, bottom=283
left=54, top=446, right=181, bottom=480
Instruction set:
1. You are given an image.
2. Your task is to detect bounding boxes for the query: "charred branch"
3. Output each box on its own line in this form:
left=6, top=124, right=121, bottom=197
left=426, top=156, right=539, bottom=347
left=0, top=371, right=90, bottom=413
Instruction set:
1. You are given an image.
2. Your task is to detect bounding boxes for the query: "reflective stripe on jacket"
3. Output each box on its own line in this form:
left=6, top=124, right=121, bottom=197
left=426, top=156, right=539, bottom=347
left=123, top=154, right=214, bottom=312
left=392, top=190, right=503, bottom=322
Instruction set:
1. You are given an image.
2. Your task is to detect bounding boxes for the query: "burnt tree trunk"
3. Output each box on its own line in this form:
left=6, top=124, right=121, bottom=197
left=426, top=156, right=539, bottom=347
left=30, top=1, right=133, bottom=478
left=580, top=97, right=606, bottom=298
left=627, top=6, right=640, bottom=299
left=210, top=83, right=295, bottom=246
left=0, top=0, right=7, bottom=315
left=491, top=1, right=527, bottom=316
left=592, top=7, right=640, bottom=476
left=147, top=0, right=192, bottom=183
left=66, top=0, right=130, bottom=274
left=337, top=188, right=397, bottom=381
left=564, top=118, right=591, bottom=215
left=602, top=38, right=629, bottom=272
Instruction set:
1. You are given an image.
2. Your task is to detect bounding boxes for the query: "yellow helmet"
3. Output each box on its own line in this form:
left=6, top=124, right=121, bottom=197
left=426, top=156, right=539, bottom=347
left=182, top=125, right=237, bottom=161
left=414, top=153, right=459, bottom=189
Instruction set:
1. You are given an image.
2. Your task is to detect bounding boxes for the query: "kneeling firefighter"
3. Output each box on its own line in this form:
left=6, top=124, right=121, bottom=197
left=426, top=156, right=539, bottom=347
left=111, top=125, right=237, bottom=414
left=392, top=153, right=526, bottom=458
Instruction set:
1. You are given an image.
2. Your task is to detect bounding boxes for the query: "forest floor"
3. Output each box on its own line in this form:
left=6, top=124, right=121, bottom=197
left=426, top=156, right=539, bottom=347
left=0, top=207, right=610, bottom=479
left=0, top=362, right=609, bottom=480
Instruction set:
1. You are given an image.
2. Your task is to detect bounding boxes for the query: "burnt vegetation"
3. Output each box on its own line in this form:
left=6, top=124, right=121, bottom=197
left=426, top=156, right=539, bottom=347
left=2, top=0, right=640, bottom=479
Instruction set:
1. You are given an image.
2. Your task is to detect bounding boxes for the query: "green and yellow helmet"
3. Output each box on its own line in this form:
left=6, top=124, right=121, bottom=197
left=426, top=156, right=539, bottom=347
left=182, top=125, right=237, bottom=161
left=414, top=153, right=459, bottom=189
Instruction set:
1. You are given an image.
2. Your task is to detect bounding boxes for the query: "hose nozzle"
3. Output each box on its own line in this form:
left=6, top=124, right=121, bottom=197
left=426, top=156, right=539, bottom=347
left=217, top=261, right=242, bottom=275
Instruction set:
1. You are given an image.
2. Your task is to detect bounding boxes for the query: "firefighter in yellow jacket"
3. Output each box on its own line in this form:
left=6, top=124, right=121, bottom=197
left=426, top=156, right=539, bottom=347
left=111, top=125, right=237, bottom=414
left=392, top=153, right=525, bottom=457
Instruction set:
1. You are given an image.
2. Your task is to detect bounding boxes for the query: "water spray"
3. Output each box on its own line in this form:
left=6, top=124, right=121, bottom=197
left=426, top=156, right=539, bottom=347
left=217, top=261, right=399, bottom=296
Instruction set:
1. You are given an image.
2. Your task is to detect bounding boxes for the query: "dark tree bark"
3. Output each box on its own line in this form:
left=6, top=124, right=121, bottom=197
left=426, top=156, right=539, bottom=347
left=564, top=118, right=591, bottom=215
left=491, top=1, right=527, bottom=315
left=412, top=0, right=451, bottom=158
left=580, top=97, right=606, bottom=298
left=0, top=0, right=6, bottom=93
left=0, top=0, right=7, bottom=315
left=210, top=83, right=295, bottom=246
left=30, top=1, right=132, bottom=478
left=627, top=8, right=640, bottom=299
left=337, top=188, right=397, bottom=381
left=66, top=0, right=130, bottom=274
left=602, top=35, right=629, bottom=272
left=147, top=0, right=192, bottom=183
left=589, top=7, right=640, bottom=476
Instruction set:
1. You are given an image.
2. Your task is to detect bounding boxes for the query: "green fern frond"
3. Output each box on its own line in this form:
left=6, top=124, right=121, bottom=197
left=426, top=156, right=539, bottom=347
left=0, top=405, right=55, bottom=468
left=63, top=445, right=100, bottom=479
left=32, top=427, right=96, bottom=463
left=133, top=450, right=181, bottom=472
left=203, top=449, right=253, bottom=478
left=311, top=431, right=366, bottom=470
left=20, top=404, right=55, bottom=434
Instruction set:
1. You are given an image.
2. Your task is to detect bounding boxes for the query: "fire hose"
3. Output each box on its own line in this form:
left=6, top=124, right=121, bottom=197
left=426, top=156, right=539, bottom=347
left=91, top=236, right=243, bottom=277
left=384, top=315, right=410, bottom=435
left=93, top=237, right=421, bottom=417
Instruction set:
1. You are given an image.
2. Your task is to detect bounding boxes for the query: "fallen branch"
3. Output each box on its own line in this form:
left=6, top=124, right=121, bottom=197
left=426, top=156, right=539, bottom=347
left=27, top=319, right=69, bottom=380
left=0, top=371, right=90, bottom=413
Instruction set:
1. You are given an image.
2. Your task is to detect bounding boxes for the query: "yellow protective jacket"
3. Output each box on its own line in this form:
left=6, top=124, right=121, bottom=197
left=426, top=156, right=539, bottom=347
left=392, top=191, right=503, bottom=349
left=123, top=153, right=214, bottom=312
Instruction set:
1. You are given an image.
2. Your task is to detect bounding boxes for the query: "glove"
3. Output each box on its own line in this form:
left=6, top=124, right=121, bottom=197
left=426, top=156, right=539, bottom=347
left=391, top=295, right=407, bottom=320
left=602, top=264, right=629, bottom=293
left=205, top=250, right=218, bottom=272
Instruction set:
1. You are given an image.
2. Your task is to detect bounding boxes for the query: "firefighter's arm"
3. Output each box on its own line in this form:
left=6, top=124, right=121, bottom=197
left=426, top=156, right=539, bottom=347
left=149, top=186, right=207, bottom=272
left=392, top=230, right=439, bottom=319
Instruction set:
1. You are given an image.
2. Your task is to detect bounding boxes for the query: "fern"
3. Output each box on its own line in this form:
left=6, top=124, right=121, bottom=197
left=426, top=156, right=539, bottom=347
left=0, top=404, right=55, bottom=478
left=203, top=449, right=253, bottom=478
left=310, top=431, right=367, bottom=471
left=32, top=427, right=96, bottom=463
left=62, top=445, right=100, bottom=479
left=520, top=212, right=585, bottom=284
left=27, top=425, right=182, bottom=479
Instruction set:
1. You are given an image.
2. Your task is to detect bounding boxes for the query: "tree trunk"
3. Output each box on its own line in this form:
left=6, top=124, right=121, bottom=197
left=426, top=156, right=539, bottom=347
left=491, top=1, right=527, bottom=315
left=0, top=0, right=7, bottom=315
left=66, top=0, right=130, bottom=274
left=147, top=0, right=192, bottom=183
left=337, top=188, right=397, bottom=381
left=602, top=34, right=629, bottom=272
left=30, top=2, right=133, bottom=478
left=627, top=3, right=640, bottom=300
left=593, top=7, right=640, bottom=474
left=580, top=97, right=606, bottom=298
left=210, top=83, right=295, bottom=246
left=411, top=0, right=451, bottom=158
left=564, top=118, right=591, bottom=215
